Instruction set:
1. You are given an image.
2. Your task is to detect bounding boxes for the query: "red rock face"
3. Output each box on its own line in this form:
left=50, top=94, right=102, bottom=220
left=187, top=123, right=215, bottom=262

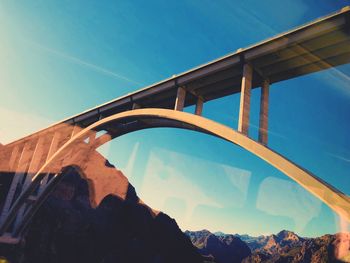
left=56, top=142, right=131, bottom=207
left=51, top=142, right=158, bottom=215
left=0, top=151, right=203, bottom=263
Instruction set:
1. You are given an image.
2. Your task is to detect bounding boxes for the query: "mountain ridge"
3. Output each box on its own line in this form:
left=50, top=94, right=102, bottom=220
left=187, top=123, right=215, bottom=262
left=186, top=229, right=350, bottom=262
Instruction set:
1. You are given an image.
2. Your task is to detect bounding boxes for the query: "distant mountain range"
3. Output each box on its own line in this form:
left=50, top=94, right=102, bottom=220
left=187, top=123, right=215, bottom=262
left=185, top=229, right=350, bottom=262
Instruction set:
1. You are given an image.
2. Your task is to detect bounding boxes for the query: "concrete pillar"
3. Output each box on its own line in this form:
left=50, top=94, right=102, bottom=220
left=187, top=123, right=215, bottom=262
left=24, top=137, right=46, bottom=186
left=238, top=63, right=253, bottom=135
left=8, top=146, right=20, bottom=172
left=38, top=132, right=61, bottom=193
left=195, top=97, right=204, bottom=116
left=70, top=125, right=81, bottom=138
left=14, top=137, right=46, bottom=227
left=259, top=79, right=270, bottom=145
left=47, top=132, right=61, bottom=160
left=174, top=87, right=186, bottom=111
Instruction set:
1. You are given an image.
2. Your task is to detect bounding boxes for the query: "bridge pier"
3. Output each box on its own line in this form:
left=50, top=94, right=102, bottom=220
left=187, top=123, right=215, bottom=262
left=14, top=137, right=46, bottom=228
left=38, top=131, right=62, bottom=193
left=238, top=63, right=252, bottom=135
left=22, top=137, right=46, bottom=189
left=174, top=87, right=186, bottom=111
left=259, top=79, right=269, bottom=145
left=195, top=97, right=203, bottom=116
left=8, top=145, right=20, bottom=173
left=71, top=125, right=82, bottom=138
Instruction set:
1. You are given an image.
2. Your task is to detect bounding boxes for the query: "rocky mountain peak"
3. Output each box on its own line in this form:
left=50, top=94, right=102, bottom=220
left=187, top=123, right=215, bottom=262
left=0, top=156, right=204, bottom=263
left=276, top=230, right=300, bottom=241
left=185, top=230, right=251, bottom=263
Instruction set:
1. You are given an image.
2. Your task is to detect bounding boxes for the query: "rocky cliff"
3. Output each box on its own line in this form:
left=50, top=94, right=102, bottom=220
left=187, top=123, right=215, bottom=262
left=186, top=230, right=251, bottom=263
left=0, top=163, right=203, bottom=263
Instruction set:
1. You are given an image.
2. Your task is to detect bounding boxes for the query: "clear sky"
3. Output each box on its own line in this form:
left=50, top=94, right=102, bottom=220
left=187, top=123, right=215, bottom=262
left=1, top=0, right=350, bottom=237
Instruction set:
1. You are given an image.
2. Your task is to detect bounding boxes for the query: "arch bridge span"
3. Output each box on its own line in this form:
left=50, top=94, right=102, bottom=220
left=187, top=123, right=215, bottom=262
left=1, top=109, right=350, bottom=243
left=0, top=6, right=350, bottom=244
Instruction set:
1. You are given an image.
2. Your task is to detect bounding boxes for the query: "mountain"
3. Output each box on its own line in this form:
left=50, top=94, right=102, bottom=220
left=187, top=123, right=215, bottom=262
left=186, top=230, right=350, bottom=263
left=0, top=151, right=204, bottom=263
left=247, top=230, right=305, bottom=256
left=185, top=230, right=251, bottom=263
left=243, top=232, right=350, bottom=262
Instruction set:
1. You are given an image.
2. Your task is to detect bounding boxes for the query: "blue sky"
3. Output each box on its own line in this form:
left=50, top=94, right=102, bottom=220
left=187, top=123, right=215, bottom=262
left=1, top=0, right=350, bottom=237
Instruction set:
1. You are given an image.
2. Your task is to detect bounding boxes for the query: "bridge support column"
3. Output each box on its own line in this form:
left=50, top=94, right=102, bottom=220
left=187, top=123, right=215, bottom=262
left=195, top=97, right=203, bottom=116
left=259, top=79, right=269, bottom=145
left=238, top=63, right=253, bottom=135
left=14, top=137, right=46, bottom=228
left=8, top=146, right=20, bottom=173
left=174, top=87, right=186, bottom=111
left=23, top=137, right=46, bottom=188
left=71, top=125, right=81, bottom=138
left=38, top=131, right=61, bottom=193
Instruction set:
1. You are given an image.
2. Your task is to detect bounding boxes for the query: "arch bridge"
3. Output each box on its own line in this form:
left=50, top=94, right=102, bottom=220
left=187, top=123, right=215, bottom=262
left=0, top=6, right=350, bottom=244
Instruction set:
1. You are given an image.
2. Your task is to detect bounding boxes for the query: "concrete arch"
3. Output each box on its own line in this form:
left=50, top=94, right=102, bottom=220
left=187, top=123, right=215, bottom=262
left=3, top=108, right=350, bottom=236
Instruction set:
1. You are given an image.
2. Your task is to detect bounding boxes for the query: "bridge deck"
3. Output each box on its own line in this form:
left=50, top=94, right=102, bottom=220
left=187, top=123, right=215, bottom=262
left=5, top=6, right=350, bottom=145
